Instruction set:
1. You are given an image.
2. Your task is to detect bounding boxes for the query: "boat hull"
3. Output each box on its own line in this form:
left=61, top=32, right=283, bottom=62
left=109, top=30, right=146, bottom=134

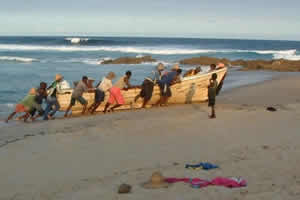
left=57, top=68, right=227, bottom=113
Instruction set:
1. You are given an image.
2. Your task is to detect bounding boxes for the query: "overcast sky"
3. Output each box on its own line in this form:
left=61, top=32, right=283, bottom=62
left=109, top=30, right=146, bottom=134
left=1, top=0, right=300, bottom=40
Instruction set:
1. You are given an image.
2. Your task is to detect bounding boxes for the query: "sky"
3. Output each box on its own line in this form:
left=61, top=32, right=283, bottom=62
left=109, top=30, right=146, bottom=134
left=1, top=0, right=300, bottom=40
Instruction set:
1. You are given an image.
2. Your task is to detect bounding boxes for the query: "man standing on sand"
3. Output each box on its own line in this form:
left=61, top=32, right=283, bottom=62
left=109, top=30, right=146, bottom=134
left=208, top=73, right=218, bottom=119
left=134, top=63, right=165, bottom=108
left=64, top=76, right=93, bottom=117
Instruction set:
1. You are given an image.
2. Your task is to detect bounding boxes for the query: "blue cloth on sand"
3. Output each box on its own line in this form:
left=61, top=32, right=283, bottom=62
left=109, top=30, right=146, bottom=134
left=185, top=162, right=219, bottom=170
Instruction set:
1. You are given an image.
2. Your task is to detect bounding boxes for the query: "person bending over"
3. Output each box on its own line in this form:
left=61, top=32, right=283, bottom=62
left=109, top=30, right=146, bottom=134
left=103, top=71, right=133, bottom=113
left=64, top=76, right=93, bottom=117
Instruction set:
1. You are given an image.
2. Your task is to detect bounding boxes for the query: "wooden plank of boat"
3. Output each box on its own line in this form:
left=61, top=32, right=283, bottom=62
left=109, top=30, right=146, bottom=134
left=57, top=67, right=227, bottom=113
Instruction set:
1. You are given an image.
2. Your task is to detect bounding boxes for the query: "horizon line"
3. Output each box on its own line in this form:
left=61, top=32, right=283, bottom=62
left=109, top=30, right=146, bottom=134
left=0, top=34, right=299, bottom=42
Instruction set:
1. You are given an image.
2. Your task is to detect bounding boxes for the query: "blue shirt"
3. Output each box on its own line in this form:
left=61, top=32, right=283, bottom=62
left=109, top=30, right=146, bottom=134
left=160, top=71, right=177, bottom=86
left=147, top=71, right=161, bottom=82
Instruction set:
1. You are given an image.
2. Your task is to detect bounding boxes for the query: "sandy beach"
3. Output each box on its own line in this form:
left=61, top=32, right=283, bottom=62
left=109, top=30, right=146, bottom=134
left=1, top=74, right=300, bottom=200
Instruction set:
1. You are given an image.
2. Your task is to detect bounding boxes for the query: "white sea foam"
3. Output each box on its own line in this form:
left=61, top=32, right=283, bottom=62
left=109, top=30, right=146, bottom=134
left=4, top=103, right=14, bottom=108
left=0, top=103, right=15, bottom=111
left=0, top=44, right=299, bottom=60
left=272, top=50, right=300, bottom=60
left=65, top=37, right=89, bottom=44
left=0, top=56, right=38, bottom=62
left=96, top=57, right=113, bottom=64
left=136, top=54, right=145, bottom=58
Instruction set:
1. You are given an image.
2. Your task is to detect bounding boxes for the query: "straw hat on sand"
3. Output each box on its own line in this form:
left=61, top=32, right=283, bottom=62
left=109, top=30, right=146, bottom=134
left=171, top=64, right=180, bottom=71
left=156, top=63, right=165, bottom=71
left=142, top=171, right=169, bottom=189
left=28, top=88, right=37, bottom=95
left=55, top=74, right=63, bottom=81
left=106, top=71, right=116, bottom=80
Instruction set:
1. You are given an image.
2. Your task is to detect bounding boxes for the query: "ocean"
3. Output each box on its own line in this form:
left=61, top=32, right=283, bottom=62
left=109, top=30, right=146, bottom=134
left=1, top=36, right=300, bottom=119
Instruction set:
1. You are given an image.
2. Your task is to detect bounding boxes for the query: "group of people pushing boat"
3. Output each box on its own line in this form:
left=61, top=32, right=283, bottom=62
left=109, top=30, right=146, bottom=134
left=5, top=63, right=223, bottom=123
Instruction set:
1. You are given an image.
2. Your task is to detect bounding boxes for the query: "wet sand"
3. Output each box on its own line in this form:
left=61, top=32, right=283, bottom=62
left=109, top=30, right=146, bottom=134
left=0, top=74, right=300, bottom=200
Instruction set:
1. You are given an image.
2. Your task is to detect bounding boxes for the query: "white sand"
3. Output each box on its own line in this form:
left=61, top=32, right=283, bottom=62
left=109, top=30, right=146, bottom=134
left=0, top=75, right=300, bottom=200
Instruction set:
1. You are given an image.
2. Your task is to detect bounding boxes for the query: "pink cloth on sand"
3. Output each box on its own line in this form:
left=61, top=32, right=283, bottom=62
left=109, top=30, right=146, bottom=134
left=108, top=86, right=125, bottom=105
left=210, top=177, right=247, bottom=188
left=165, top=177, right=247, bottom=188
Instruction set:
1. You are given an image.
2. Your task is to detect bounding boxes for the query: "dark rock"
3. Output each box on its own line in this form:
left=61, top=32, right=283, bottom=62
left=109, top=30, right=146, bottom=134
left=179, top=56, right=231, bottom=66
left=118, top=184, right=132, bottom=194
left=266, top=107, right=277, bottom=112
left=101, top=56, right=156, bottom=64
left=178, top=56, right=300, bottom=72
left=262, top=145, right=270, bottom=149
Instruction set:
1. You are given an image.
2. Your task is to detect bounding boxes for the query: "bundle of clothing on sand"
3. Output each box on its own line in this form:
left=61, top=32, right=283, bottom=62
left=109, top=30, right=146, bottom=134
left=5, top=63, right=224, bottom=123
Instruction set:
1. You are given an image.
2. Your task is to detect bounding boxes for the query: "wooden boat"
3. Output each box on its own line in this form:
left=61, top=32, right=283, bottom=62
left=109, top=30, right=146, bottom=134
left=57, top=67, right=227, bottom=113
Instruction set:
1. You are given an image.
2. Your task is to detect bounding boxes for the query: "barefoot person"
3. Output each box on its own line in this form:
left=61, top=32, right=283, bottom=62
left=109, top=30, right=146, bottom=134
left=134, top=63, right=165, bottom=108
left=17, top=82, right=47, bottom=121
left=103, top=71, right=132, bottom=113
left=6, top=88, right=38, bottom=123
left=156, top=68, right=182, bottom=106
left=64, top=76, right=92, bottom=117
left=208, top=73, right=218, bottom=119
left=43, top=74, right=63, bottom=120
left=88, top=72, right=116, bottom=114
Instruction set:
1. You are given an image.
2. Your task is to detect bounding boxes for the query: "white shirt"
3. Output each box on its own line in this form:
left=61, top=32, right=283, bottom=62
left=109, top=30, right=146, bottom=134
left=98, top=77, right=112, bottom=92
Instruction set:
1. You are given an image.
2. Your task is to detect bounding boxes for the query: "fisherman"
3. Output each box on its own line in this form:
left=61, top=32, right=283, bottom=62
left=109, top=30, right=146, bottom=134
left=43, top=74, right=63, bottom=120
left=183, top=66, right=202, bottom=77
left=103, top=71, right=132, bottom=113
left=134, top=63, right=165, bottom=108
left=156, top=68, right=182, bottom=106
left=208, top=73, right=218, bottom=119
left=209, top=64, right=217, bottom=72
left=64, top=76, right=93, bottom=117
left=6, top=88, right=39, bottom=123
left=88, top=72, right=116, bottom=114
left=16, top=82, right=47, bottom=121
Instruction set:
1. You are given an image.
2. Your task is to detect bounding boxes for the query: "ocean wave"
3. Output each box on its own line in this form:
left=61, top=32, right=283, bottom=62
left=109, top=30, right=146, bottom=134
left=65, top=37, right=89, bottom=44
left=0, top=56, right=38, bottom=62
left=96, top=57, right=113, bottom=64
left=0, top=44, right=299, bottom=60
left=272, top=50, right=300, bottom=60
left=54, top=58, right=100, bottom=65
left=0, top=103, right=15, bottom=111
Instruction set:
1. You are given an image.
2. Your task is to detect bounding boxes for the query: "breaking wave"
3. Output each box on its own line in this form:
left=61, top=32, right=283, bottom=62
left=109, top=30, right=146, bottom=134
left=0, top=56, right=38, bottom=62
left=0, top=44, right=299, bottom=60
left=271, top=50, right=300, bottom=60
left=65, top=37, right=89, bottom=44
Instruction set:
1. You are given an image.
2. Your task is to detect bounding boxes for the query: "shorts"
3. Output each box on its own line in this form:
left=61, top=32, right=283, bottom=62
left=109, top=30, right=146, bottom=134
left=15, top=104, right=27, bottom=113
left=70, top=96, right=87, bottom=106
left=94, top=89, right=105, bottom=103
left=140, top=79, right=154, bottom=101
left=108, top=87, right=125, bottom=105
left=208, top=98, right=215, bottom=107
left=159, top=82, right=171, bottom=97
